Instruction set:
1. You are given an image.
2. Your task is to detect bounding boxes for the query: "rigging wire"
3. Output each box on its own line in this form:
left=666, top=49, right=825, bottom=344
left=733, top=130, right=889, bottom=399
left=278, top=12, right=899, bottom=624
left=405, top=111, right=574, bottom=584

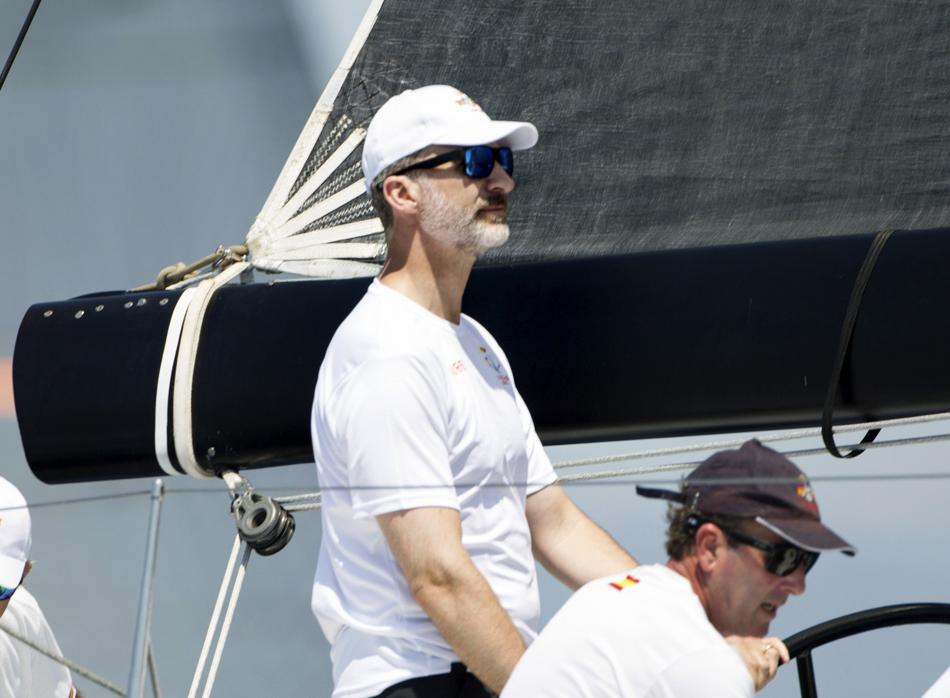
left=557, top=432, right=950, bottom=484
left=552, top=412, right=950, bottom=470
left=0, top=622, right=126, bottom=696
left=4, top=418, right=950, bottom=511
left=0, top=0, right=43, bottom=92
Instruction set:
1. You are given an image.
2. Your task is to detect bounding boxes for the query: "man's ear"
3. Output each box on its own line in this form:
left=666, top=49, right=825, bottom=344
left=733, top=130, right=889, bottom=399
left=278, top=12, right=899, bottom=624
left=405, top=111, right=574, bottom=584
left=22, top=560, right=32, bottom=580
left=382, top=175, right=421, bottom=218
left=695, top=523, right=727, bottom=573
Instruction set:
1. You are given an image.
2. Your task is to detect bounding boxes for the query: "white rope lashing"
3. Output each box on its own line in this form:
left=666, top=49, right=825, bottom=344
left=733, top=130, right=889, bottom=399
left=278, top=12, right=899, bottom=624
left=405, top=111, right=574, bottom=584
left=171, top=261, right=250, bottom=479
left=153, top=287, right=199, bottom=476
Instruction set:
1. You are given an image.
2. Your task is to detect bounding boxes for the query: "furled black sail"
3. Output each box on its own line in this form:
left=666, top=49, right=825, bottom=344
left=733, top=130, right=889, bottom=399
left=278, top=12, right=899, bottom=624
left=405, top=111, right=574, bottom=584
left=14, top=0, right=950, bottom=483
left=310, top=0, right=950, bottom=264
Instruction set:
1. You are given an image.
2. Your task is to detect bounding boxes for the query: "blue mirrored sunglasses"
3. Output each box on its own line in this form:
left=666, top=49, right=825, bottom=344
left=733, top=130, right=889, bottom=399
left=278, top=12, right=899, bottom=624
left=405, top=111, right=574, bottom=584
left=384, top=145, right=514, bottom=186
left=0, top=585, right=17, bottom=601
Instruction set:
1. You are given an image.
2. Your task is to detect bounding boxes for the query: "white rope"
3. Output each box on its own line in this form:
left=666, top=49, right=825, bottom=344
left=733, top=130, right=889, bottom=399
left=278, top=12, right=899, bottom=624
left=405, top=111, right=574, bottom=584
left=173, top=262, right=250, bottom=480
left=557, top=431, right=950, bottom=484
left=553, top=411, right=950, bottom=471
left=153, top=287, right=198, bottom=476
left=187, top=535, right=242, bottom=698
left=0, top=620, right=126, bottom=695
left=201, top=544, right=252, bottom=698
left=273, top=415, right=950, bottom=509
left=276, top=491, right=322, bottom=513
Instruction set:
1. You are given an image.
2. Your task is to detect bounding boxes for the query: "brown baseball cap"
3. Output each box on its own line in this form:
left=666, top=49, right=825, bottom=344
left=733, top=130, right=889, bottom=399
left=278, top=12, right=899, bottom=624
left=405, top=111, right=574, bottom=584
left=637, top=440, right=856, bottom=555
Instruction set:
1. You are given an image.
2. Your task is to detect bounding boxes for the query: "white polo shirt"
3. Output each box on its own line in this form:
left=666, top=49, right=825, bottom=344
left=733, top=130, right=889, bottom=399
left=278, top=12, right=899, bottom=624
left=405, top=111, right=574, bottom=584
left=0, top=588, right=74, bottom=698
left=502, top=564, right=754, bottom=697
left=311, top=280, right=556, bottom=698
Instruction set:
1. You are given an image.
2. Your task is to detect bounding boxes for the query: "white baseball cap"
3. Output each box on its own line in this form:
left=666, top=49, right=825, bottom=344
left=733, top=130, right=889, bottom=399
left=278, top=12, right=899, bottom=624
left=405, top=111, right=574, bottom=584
left=361, top=84, right=539, bottom=191
left=0, top=477, right=31, bottom=589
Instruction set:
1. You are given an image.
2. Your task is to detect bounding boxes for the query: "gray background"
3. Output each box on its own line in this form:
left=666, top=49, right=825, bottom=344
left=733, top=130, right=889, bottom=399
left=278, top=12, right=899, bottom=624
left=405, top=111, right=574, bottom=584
left=1, top=1, right=948, bottom=696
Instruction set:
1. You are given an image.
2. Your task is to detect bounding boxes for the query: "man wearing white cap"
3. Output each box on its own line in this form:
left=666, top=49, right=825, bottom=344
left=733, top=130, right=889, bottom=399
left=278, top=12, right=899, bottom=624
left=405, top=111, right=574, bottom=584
left=310, top=85, right=638, bottom=697
left=0, top=476, right=77, bottom=697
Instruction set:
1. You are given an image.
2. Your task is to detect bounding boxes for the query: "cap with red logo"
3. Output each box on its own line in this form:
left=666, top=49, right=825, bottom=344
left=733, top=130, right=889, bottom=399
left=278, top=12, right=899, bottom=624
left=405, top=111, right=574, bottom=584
left=637, top=440, right=856, bottom=555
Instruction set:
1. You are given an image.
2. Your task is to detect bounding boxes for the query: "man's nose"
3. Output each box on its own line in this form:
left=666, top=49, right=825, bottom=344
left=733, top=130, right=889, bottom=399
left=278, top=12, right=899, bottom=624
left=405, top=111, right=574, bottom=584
left=782, top=566, right=807, bottom=596
left=486, top=161, right=515, bottom=193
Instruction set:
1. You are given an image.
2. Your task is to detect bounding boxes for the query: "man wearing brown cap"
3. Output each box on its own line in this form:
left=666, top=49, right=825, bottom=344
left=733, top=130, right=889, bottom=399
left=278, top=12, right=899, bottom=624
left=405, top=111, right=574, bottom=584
left=501, top=440, right=856, bottom=697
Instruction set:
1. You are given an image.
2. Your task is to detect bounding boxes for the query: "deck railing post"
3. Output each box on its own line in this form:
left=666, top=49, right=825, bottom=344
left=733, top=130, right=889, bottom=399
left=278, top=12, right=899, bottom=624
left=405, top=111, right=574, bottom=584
left=128, top=479, right=165, bottom=698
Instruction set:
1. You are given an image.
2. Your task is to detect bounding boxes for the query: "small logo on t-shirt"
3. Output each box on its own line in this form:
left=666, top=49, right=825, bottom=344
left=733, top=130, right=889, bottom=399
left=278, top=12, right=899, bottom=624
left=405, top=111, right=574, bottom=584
left=450, top=360, right=466, bottom=375
left=609, top=574, right=640, bottom=591
left=479, top=346, right=510, bottom=385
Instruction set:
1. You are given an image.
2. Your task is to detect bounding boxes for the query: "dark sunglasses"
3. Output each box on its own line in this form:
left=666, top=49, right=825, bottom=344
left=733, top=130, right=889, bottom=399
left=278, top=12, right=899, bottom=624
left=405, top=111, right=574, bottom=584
left=721, top=526, right=819, bottom=577
left=383, top=145, right=514, bottom=186
left=0, top=585, right=17, bottom=601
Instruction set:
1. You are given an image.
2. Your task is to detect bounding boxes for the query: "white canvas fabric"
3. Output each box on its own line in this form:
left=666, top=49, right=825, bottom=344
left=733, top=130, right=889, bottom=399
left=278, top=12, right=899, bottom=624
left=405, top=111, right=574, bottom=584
left=0, top=588, right=73, bottom=697
left=502, top=564, right=754, bottom=698
left=361, top=84, right=538, bottom=189
left=311, top=279, right=556, bottom=698
left=0, top=478, right=31, bottom=589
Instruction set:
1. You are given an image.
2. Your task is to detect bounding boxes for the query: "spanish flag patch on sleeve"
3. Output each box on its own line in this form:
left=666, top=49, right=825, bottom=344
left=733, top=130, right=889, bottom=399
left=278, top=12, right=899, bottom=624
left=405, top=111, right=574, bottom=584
left=608, top=574, right=640, bottom=591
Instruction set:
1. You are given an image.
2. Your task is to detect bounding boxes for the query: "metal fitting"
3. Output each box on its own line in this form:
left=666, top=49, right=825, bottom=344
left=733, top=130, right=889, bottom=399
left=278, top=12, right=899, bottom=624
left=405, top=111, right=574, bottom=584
left=231, top=490, right=295, bottom=556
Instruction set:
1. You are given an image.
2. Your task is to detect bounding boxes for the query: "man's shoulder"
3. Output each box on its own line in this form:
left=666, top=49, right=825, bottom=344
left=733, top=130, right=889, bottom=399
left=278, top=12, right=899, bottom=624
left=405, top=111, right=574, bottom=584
left=3, top=588, right=44, bottom=623
left=3, top=588, right=51, bottom=633
left=578, top=564, right=687, bottom=598
left=330, top=286, right=453, bottom=360
left=568, top=565, right=719, bottom=640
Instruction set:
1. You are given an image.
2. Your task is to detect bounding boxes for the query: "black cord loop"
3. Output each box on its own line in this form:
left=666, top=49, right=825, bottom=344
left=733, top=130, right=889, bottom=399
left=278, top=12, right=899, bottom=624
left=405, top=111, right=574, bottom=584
left=821, top=229, right=895, bottom=458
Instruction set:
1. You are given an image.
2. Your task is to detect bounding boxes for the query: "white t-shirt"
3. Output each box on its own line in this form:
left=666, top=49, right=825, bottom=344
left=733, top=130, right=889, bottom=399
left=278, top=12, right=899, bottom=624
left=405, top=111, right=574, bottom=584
left=311, top=279, right=557, bottom=698
left=924, top=667, right=950, bottom=698
left=502, top=564, right=753, bottom=698
left=0, top=588, right=73, bottom=698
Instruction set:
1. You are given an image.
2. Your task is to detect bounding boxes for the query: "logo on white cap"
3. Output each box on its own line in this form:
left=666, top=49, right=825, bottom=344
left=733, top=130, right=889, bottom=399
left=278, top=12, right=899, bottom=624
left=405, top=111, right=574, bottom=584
left=361, top=84, right=539, bottom=192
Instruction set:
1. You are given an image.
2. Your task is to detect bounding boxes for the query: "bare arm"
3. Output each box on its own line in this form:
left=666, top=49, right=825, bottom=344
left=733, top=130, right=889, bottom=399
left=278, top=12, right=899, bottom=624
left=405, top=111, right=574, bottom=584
left=526, top=483, right=638, bottom=590
left=377, top=506, right=525, bottom=694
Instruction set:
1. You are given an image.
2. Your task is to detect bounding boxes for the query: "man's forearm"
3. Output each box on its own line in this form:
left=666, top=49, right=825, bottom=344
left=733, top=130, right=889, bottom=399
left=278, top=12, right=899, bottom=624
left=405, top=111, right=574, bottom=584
left=378, top=506, right=526, bottom=693
left=411, top=557, right=526, bottom=693
left=543, top=513, right=637, bottom=589
left=528, top=484, right=637, bottom=590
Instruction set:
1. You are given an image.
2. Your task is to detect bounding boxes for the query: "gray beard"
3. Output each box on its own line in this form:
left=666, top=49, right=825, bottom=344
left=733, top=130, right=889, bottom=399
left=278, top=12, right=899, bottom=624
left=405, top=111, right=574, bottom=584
left=417, top=179, right=509, bottom=256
